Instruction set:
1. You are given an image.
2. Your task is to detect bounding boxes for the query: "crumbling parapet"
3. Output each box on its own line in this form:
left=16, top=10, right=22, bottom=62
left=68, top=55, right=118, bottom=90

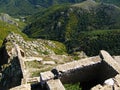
left=100, top=50, right=120, bottom=74
left=8, top=50, right=120, bottom=90
left=14, top=44, right=27, bottom=82
left=39, top=56, right=102, bottom=90
left=55, top=56, right=102, bottom=83
left=91, top=50, right=120, bottom=90
left=39, top=50, right=120, bottom=90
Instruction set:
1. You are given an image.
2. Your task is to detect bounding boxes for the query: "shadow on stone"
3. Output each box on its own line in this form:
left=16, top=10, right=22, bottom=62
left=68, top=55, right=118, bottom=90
left=31, top=83, right=47, bottom=90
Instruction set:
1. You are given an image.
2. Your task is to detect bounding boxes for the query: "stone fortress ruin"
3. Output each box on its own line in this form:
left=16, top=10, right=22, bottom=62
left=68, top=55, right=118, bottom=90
left=10, top=49, right=120, bottom=90
left=1, top=33, right=120, bottom=90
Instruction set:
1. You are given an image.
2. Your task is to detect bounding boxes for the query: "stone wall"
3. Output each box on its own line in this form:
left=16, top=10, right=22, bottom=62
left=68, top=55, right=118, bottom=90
left=90, top=50, right=120, bottom=89
left=100, top=50, right=120, bottom=74
left=14, top=44, right=26, bottom=79
left=0, top=43, right=25, bottom=89
left=39, top=50, right=120, bottom=90
left=1, top=42, right=119, bottom=90
left=0, top=56, right=23, bottom=89
left=51, top=50, right=119, bottom=85
left=98, top=61, right=118, bottom=83
left=57, top=56, right=102, bottom=83
left=39, top=56, right=103, bottom=90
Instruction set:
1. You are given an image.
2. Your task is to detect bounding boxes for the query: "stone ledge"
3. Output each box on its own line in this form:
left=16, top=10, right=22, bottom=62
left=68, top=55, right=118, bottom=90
left=55, top=56, right=101, bottom=73
left=40, top=71, right=54, bottom=82
left=46, top=79, right=65, bottom=90
left=100, top=50, right=120, bottom=74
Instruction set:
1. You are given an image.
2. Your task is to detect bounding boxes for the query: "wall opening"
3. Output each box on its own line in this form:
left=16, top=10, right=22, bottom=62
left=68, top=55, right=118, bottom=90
left=20, top=50, right=25, bottom=57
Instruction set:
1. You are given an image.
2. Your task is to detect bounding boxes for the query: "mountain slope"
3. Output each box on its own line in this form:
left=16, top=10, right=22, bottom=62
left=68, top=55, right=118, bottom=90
left=95, top=0, right=120, bottom=7
left=0, top=0, right=84, bottom=16
left=0, top=0, right=120, bottom=16
left=24, top=0, right=120, bottom=56
left=0, top=17, right=27, bottom=47
left=24, top=0, right=120, bottom=40
left=0, top=0, right=35, bottom=16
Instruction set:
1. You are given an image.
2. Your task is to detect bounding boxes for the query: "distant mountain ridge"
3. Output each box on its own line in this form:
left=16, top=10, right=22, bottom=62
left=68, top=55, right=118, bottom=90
left=0, top=0, right=120, bottom=16
left=0, top=0, right=84, bottom=16
left=98, top=0, right=120, bottom=7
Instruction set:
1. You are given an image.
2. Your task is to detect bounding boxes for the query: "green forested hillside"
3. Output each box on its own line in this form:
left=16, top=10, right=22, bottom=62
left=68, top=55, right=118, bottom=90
left=0, top=0, right=120, bottom=16
left=0, top=0, right=84, bottom=16
left=24, top=0, right=120, bottom=56
left=65, top=29, right=120, bottom=56
left=0, top=0, right=37, bottom=16
left=95, top=0, right=120, bottom=7
left=25, top=0, right=120, bottom=40
left=0, top=20, right=28, bottom=47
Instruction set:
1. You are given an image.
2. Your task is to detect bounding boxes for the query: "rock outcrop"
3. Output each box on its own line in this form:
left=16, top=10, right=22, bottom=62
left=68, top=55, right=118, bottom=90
left=0, top=13, right=18, bottom=26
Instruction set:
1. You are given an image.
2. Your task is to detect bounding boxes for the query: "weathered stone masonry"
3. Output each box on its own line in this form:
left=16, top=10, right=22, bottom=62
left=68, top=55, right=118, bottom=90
left=10, top=50, right=120, bottom=90
left=39, top=50, right=120, bottom=90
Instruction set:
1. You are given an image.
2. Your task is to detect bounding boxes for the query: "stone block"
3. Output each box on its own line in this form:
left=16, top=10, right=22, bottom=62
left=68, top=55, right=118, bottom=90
left=40, top=71, right=54, bottom=82
left=100, top=50, right=120, bottom=74
left=46, top=79, right=65, bottom=90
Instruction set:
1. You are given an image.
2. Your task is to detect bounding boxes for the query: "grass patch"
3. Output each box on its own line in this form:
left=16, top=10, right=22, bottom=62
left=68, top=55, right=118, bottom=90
left=0, top=20, right=29, bottom=47
left=46, top=41, right=67, bottom=55
left=31, top=66, right=53, bottom=77
left=25, top=61, right=42, bottom=68
left=31, top=70, right=41, bottom=77
left=64, top=82, right=82, bottom=90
